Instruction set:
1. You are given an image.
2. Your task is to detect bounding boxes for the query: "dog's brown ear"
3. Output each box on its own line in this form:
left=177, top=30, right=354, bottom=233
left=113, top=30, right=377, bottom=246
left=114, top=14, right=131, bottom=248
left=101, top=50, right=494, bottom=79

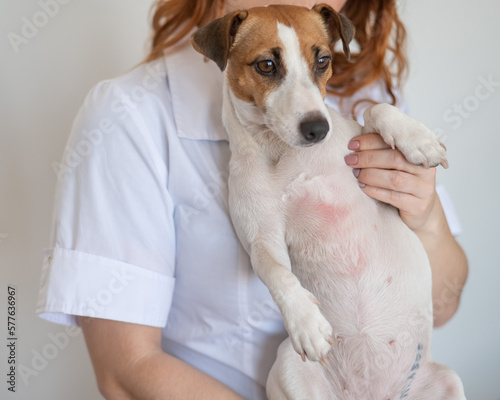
left=312, top=4, right=354, bottom=60
left=190, top=10, right=248, bottom=71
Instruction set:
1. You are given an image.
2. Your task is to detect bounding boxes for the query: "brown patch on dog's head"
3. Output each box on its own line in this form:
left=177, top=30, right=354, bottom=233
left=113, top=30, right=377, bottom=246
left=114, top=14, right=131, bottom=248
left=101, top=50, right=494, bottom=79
left=312, top=3, right=354, bottom=60
left=224, top=7, right=289, bottom=109
left=191, top=5, right=354, bottom=108
left=190, top=10, right=248, bottom=71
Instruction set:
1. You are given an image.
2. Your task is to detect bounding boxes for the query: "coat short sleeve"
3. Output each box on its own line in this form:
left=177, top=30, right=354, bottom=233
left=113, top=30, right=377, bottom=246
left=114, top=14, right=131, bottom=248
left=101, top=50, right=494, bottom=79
left=37, top=73, right=176, bottom=327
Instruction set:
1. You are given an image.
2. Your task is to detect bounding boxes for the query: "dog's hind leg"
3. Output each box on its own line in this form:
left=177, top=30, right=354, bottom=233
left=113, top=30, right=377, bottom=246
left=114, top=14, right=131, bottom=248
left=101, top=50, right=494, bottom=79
left=402, top=362, right=466, bottom=400
left=267, top=338, right=335, bottom=400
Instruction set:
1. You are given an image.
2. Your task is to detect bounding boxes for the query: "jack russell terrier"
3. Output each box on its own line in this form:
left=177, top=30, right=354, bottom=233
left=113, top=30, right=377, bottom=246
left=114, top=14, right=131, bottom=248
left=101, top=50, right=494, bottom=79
left=191, top=4, right=465, bottom=400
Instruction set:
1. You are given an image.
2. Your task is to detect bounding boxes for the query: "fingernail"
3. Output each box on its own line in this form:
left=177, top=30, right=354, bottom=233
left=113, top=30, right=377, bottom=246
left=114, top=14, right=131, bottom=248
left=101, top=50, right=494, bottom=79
left=348, top=140, right=360, bottom=150
left=358, top=181, right=366, bottom=188
left=352, top=168, right=360, bottom=178
left=344, top=154, right=358, bottom=165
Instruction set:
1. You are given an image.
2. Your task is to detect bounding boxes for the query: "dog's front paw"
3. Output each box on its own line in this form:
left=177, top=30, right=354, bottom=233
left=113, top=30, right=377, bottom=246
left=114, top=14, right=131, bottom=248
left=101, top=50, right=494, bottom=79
left=391, top=125, right=448, bottom=169
left=363, top=103, right=448, bottom=169
left=282, top=289, right=334, bottom=362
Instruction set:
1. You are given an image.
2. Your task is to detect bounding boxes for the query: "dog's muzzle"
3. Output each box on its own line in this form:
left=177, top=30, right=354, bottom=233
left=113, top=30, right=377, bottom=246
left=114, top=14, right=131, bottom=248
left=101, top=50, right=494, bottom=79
left=299, top=117, right=329, bottom=145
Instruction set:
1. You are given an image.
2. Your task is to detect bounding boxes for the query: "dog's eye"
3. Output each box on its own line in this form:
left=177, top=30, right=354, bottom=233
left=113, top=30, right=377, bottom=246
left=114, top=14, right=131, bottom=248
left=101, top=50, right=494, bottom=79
left=256, top=60, right=276, bottom=74
left=316, top=56, right=331, bottom=71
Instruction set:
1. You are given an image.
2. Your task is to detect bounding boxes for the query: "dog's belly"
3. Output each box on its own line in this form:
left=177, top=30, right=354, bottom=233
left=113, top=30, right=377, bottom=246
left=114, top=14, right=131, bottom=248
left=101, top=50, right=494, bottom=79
left=282, top=167, right=434, bottom=395
left=284, top=177, right=433, bottom=317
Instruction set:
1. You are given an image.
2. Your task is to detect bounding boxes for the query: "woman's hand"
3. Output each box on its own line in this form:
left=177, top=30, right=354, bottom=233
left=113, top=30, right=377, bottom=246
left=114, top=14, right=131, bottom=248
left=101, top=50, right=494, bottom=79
left=344, top=132, right=438, bottom=233
left=344, top=132, right=468, bottom=327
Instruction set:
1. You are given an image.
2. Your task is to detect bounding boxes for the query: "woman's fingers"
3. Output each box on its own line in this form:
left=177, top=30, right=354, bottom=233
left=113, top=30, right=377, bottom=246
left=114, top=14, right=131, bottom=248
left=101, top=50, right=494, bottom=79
left=357, top=181, right=437, bottom=232
left=345, top=133, right=439, bottom=231
left=354, top=166, right=436, bottom=199
left=348, top=133, right=391, bottom=151
left=345, top=147, right=423, bottom=175
left=355, top=183, right=419, bottom=210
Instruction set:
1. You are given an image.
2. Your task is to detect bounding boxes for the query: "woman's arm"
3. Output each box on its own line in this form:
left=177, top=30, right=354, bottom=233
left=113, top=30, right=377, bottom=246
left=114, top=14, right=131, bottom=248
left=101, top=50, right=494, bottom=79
left=79, top=317, right=245, bottom=400
left=345, top=133, right=469, bottom=327
left=411, top=194, right=468, bottom=327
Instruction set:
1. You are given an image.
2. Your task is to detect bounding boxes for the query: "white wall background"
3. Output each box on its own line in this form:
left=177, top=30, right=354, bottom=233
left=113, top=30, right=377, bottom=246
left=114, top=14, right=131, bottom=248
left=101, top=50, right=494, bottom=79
left=401, top=2, right=500, bottom=399
left=0, top=1, right=499, bottom=399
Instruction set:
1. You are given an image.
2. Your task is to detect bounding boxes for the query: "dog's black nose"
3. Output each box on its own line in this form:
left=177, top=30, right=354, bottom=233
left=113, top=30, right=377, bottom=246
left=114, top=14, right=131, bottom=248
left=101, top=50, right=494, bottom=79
left=300, top=118, right=329, bottom=144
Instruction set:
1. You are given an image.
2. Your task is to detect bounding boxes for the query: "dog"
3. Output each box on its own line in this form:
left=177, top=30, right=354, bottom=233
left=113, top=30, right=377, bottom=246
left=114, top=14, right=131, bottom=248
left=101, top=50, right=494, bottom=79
left=191, top=4, right=466, bottom=399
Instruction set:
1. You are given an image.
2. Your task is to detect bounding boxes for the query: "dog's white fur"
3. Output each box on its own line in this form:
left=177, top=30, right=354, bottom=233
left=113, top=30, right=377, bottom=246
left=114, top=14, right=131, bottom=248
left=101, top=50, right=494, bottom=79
left=193, top=5, right=465, bottom=400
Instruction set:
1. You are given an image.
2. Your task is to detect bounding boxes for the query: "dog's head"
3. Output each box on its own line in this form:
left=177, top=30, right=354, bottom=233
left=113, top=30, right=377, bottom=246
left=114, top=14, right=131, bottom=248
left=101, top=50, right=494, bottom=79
left=191, top=4, right=354, bottom=147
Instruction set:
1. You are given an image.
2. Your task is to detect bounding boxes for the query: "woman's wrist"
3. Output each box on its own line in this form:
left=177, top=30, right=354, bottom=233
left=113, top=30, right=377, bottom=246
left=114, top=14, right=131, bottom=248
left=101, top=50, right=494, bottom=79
left=411, top=193, right=451, bottom=252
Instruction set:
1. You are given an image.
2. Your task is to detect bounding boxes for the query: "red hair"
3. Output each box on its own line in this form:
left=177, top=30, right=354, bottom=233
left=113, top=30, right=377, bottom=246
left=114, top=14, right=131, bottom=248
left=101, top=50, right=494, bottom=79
left=329, top=0, right=408, bottom=117
left=145, top=0, right=408, bottom=118
left=146, top=0, right=218, bottom=60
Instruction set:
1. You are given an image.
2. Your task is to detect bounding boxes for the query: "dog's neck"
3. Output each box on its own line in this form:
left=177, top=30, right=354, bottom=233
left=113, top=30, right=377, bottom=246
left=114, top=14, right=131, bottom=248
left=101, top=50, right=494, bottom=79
left=222, top=78, right=289, bottom=165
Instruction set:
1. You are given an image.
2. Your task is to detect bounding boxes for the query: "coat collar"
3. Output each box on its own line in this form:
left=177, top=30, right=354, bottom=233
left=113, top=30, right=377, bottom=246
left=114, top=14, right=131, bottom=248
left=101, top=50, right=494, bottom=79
left=163, top=40, right=228, bottom=142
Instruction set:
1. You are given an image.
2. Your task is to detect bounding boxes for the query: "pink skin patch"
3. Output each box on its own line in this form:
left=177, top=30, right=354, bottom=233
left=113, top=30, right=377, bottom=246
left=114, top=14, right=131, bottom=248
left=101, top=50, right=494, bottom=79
left=291, top=194, right=350, bottom=231
left=314, top=202, right=348, bottom=223
left=290, top=194, right=368, bottom=277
